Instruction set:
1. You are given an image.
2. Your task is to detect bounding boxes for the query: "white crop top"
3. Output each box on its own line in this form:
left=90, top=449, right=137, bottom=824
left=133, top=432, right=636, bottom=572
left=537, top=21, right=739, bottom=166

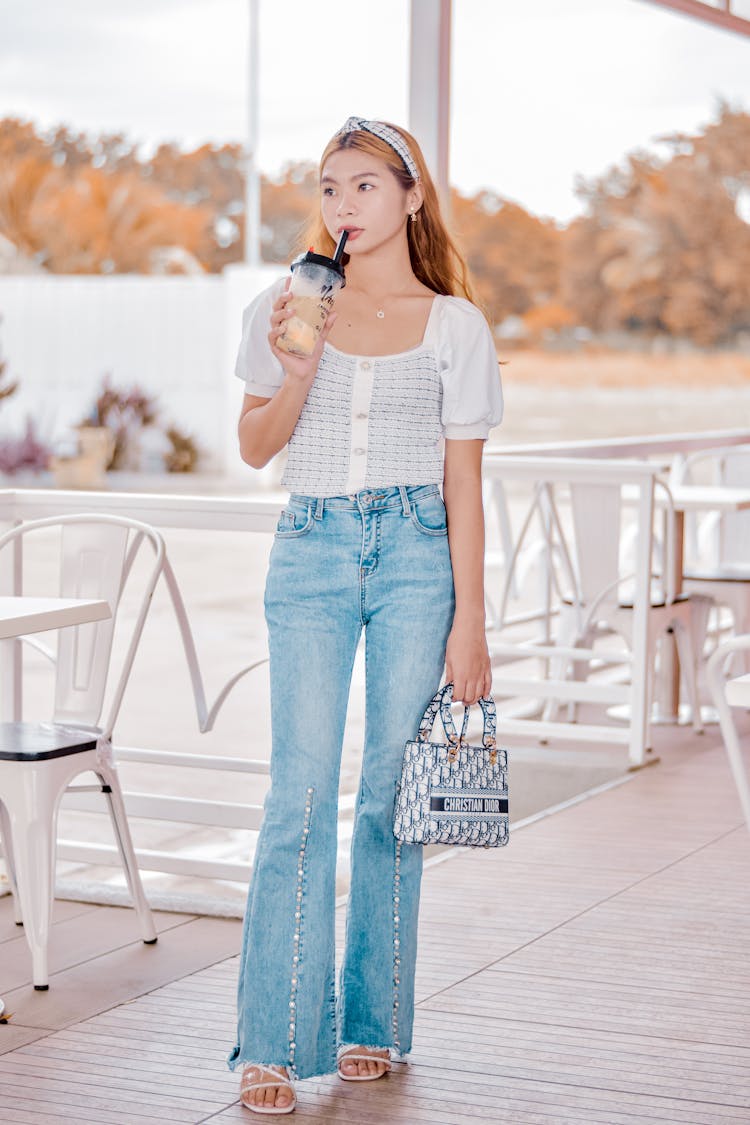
left=234, top=277, right=504, bottom=497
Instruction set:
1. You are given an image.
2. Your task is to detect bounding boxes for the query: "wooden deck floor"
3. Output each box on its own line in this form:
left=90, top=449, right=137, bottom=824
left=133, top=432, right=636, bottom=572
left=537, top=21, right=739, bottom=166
left=1, top=717, right=749, bottom=1124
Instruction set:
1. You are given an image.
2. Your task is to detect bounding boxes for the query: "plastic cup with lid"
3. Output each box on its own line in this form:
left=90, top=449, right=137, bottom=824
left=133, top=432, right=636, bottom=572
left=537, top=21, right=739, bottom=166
left=276, top=239, right=347, bottom=358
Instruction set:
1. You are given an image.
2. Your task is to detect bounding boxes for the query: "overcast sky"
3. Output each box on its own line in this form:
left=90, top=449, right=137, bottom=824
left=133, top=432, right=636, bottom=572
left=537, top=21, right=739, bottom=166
left=1, top=0, right=748, bottom=224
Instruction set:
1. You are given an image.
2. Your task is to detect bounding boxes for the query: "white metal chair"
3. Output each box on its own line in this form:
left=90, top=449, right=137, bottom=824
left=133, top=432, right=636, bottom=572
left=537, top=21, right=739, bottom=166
left=483, top=474, right=556, bottom=637
left=486, top=458, right=704, bottom=767
left=706, top=634, right=750, bottom=831
left=544, top=476, right=705, bottom=737
left=670, top=445, right=750, bottom=661
left=0, top=514, right=163, bottom=989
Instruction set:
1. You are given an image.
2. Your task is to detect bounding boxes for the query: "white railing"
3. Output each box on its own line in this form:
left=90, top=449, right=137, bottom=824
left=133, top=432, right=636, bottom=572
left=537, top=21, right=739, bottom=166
left=1, top=425, right=749, bottom=904
left=0, top=486, right=283, bottom=898
left=486, top=428, right=750, bottom=459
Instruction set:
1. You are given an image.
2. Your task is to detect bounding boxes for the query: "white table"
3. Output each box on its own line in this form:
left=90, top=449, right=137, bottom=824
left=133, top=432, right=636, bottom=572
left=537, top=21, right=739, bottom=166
left=660, top=486, right=750, bottom=722
left=665, top=484, right=750, bottom=605
left=617, top=484, right=750, bottom=722
left=0, top=596, right=111, bottom=640
left=668, top=485, right=750, bottom=515
left=0, top=596, right=113, bottom=719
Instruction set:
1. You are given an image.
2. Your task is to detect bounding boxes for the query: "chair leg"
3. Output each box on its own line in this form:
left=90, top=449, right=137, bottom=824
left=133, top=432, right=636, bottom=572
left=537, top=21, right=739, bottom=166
left=644, top=628, right=660, bottom=753
left=707, top=646, right=750, bottom=831
left=542, top=606, right=581, bottom=722
left=687, top=594, right=712, bottom=670
left=715, top=710, right=750, bottom=831
left=673, top=619, right=704, bottom=735
left=627, top=616, right=654, bottom=769
left=3, top=767, right=61, bottom=989
left=0, top=799, right=23, bottom=925
left=97, top=766, right=157, bottom=945
left=736, top=603, right=750, bottom=678
left=565, top=627, right=595, bottom=723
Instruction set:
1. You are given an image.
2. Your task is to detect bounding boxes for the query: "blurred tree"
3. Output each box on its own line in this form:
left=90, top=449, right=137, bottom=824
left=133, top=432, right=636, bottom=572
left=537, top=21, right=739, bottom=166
left=260, top=161, right=318, bottom=263
left=563, top=102, right=750, bottom=345
left=522, top=301, right=577, bottom=345
left=145, top=139, right=245, bottom=270
left=0, top=156, right=214, bottom=273
left=0, top=153, right=50, bottom=265
left=0, top=120, right=223, bottom=273
left=1, top=107, right=749, bottom=347
left=451, top=189, right=563, bottom=327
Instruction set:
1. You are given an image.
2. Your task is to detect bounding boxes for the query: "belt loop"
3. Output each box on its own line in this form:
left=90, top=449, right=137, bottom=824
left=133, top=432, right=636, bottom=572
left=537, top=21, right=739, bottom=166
left=398, top=485, right=411, bottom=516
left=314, top=497, right=325, bottom=520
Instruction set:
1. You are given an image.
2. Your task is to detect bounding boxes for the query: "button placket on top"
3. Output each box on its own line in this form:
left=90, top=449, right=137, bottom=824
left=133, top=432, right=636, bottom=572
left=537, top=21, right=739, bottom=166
left=345, top=358, right=375, bottom=494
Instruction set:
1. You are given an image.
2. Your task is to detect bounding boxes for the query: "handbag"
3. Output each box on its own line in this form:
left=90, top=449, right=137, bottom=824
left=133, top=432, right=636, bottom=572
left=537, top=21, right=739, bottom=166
left=393, top=682, right=509, bottom=848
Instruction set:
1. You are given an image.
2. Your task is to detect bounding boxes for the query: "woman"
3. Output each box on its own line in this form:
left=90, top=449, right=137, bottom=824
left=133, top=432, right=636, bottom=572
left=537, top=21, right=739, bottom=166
left=229, top=116, right=503, bottom=1114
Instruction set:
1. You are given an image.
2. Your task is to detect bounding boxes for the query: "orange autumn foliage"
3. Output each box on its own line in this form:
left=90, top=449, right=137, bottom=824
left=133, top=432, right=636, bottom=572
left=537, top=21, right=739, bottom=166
left=450, top=189, right=562, bottom=327
left=563, top=102, right=750, bottom=345
left=0, top=105, right=749, bottom=346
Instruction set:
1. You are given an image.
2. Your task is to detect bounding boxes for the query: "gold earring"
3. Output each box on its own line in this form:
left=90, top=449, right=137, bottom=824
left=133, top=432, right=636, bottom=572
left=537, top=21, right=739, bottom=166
left=410, top=209, right=417, bottom=223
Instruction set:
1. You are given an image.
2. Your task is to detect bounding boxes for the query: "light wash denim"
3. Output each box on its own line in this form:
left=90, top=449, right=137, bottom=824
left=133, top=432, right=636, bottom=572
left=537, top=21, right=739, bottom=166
left=228, top=484, right=455, bottom=1080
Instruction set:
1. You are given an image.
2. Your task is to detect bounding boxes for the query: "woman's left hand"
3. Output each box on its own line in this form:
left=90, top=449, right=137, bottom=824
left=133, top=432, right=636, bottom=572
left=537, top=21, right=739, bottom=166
left=445, top=620, right=492, bottom=706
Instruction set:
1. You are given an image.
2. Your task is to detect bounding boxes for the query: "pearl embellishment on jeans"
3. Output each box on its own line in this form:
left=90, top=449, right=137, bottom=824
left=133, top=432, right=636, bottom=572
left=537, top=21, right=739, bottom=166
left=392, top=839, right=403, bottom=1052
left=287, top=788, right=313, bottom=1075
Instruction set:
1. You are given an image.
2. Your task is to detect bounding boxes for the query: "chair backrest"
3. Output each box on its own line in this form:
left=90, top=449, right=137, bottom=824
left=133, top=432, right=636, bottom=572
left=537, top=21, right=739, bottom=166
left=488, top=457, right=660, bottom=635
left=0, top=514, right=165, bottom=739
left=718, top=448, right=750, bottom=570
left=568, top=480, right=624, bottom=615
left=670, top=444, right=750, bottom=571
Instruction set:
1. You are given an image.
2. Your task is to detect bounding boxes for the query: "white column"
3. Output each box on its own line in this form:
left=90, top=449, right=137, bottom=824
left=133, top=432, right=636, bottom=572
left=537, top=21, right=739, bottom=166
left=408, top=0, right=452, bottom=209
left=217, top=0, right=283, bottom=482
left=245, top=0, right=261, bottom=266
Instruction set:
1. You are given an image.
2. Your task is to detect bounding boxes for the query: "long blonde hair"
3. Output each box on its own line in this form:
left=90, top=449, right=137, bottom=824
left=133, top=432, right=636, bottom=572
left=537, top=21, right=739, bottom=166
left=298, top=121, right=478, bottom=304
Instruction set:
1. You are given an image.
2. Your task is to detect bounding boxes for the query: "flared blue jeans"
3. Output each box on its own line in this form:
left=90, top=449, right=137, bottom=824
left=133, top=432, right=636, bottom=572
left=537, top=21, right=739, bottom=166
left=228, top=484, right=455, bottom=1080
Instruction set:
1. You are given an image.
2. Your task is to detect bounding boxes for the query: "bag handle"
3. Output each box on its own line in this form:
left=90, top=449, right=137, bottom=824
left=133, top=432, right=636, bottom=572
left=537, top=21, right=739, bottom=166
left=417, top=682, right=497, bottom=752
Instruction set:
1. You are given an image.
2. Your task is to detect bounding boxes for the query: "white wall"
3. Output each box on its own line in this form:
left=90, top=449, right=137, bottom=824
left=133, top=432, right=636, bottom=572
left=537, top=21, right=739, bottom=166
left=0, top=267, right=284, bottom=474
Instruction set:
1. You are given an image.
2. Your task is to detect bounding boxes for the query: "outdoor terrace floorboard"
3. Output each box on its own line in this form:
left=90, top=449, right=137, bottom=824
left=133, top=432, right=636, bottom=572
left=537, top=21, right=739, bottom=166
left=0, top=715, right=749, bottom=1123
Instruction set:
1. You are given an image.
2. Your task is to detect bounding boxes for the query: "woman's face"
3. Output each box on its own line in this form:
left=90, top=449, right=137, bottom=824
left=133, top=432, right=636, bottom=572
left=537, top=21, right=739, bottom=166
left=320, top=147, right=419, bottom=258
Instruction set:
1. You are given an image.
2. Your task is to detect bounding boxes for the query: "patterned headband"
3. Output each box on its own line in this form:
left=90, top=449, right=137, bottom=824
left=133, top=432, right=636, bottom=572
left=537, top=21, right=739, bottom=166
left=336, top=116, right=420, bottom=181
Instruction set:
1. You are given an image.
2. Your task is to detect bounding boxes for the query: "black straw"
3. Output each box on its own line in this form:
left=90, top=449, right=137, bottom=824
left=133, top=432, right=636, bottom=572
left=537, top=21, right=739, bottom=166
left=333, top=230, right=349, bottom=264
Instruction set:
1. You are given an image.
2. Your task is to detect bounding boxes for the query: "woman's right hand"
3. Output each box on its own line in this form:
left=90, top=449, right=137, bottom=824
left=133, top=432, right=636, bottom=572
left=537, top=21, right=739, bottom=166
left=268, top=282, right=337, bottom=384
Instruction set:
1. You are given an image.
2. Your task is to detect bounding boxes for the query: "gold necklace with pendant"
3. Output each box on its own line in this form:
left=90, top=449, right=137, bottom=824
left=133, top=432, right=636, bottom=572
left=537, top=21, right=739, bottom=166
left=346, top=300, right=387, bottom=327
left=345, top=290, right=409, bottom=327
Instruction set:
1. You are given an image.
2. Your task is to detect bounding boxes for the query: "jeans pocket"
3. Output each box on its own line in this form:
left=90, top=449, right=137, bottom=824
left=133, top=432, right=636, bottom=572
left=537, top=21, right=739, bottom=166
left=410, top=497, right=448, bottom=536
left=275, top=505, right=315, bottom=539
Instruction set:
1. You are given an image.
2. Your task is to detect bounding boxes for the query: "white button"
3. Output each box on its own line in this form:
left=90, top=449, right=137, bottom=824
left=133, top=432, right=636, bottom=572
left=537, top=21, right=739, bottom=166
left=354, top=447, right=366, bottom=455
left=359, top=360, right=371, bottom=371
left=356, top=412, right=368, bottom=420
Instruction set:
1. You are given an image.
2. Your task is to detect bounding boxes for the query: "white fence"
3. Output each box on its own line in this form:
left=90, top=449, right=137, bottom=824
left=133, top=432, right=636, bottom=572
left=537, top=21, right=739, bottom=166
left=0, top=264, right=285, bottom=474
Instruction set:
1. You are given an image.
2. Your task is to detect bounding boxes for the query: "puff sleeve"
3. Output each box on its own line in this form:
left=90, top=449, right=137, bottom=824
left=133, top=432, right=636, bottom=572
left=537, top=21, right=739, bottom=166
left=233, top=276, right=287, bottom=398
left=438, top=297, right=504, bottom=439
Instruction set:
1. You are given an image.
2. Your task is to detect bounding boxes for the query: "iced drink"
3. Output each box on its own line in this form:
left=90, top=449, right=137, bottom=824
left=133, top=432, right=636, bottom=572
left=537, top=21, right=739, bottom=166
left=276, top=250, right=346, bottom=358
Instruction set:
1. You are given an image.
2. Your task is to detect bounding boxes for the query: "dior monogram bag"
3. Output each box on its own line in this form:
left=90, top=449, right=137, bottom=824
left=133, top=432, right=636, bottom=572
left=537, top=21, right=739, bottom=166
left=393, top=683, right=509, bottom=848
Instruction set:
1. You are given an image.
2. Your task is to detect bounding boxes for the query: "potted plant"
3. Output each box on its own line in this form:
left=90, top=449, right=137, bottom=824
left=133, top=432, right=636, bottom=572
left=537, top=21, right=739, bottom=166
left=0, top=417, right=53, bottom=482
left=74, top=376, right=201, bottom=478
left=77, top=377, right=159, bottom=472
left=0, top=334, right=53, bottom=484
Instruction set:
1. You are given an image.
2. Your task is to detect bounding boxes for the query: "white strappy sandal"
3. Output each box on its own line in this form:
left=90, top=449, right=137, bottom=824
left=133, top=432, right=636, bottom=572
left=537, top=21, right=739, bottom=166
left=240, top=1063, right=297, bottom=1115
left=336, top=1045, right=392, bottom=1081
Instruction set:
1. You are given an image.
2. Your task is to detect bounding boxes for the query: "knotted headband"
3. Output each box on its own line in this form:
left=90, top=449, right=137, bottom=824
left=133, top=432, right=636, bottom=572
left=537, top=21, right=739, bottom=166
left=336, top=117, right=420, bottom=182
